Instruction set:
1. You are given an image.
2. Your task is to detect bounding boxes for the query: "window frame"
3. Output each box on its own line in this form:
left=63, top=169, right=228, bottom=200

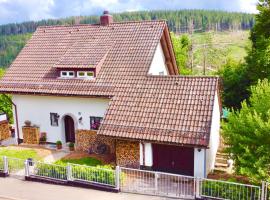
left=90, top=116, right=103, bottom=130
left=60, top=71, right=75, bottom=78
left=50, top=113, right=59, bottom=127
left=77, top=71, right=94, bottom=79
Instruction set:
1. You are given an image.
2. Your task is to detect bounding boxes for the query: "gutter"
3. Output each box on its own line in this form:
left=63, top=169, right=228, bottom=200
left=3, top=94, right=20, bottom=145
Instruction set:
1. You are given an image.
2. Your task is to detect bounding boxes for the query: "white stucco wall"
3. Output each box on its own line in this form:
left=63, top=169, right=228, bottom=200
left=148, top=42, right=168, bottom=75
left=139, top=142, right=153, bottom=167
left=12, top=95, right=109, bottom=143
left=206, top=92, right=221, bottom=174
left=194, top=148, right=206, bottom=178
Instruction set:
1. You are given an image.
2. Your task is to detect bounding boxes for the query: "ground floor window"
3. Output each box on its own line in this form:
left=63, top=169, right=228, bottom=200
left=90, top=116, right=103, bottom=130
left=50, top=113, right=59, bottom=126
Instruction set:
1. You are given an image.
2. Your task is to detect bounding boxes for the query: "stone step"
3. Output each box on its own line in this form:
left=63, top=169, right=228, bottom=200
left=216, top=157, right=227, bottom=164
left=216, top=152, right=228, bottom=158
left=215, top=162, right=228, bottom=168
left=214, top=167, right=228, bottom=173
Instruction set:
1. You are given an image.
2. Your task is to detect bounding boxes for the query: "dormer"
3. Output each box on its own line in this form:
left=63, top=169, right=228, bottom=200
left=54, top=38, right=113, bottom=80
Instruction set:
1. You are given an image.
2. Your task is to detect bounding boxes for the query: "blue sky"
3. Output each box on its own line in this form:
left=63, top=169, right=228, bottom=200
left=0, top=0, right=258, bottom=25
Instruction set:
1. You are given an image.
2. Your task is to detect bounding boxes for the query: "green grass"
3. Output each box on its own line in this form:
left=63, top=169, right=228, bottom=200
left=188, top=30, right=251, bottom=75
left=0, top=147, right=40, bottom=160
left=55, top=157, right=103, bottom=167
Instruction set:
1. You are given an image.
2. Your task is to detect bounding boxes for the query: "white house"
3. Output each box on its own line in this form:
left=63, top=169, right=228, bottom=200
left=0, top=11, right=221, bottom=178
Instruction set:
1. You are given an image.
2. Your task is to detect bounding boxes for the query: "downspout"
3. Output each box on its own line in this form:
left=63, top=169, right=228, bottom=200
left=204, top=149, right=207, bottom=178
left=3, top=94, right=20, bottom=145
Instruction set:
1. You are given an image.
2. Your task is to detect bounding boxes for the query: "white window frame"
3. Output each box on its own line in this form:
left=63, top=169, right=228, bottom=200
left=60, top=71, right=75, bottom=78
left=77, top=71, right=94, bottom=79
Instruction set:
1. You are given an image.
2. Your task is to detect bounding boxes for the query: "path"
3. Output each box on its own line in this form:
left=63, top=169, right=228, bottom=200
left=42, top=151, right=68, bottom=163
left=0, top=178, right=171, bottom=200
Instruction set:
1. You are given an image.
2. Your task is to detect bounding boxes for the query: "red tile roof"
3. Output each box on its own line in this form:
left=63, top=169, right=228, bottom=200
left=99, top=76, right=219, bottom=147
left=0, top=20, right=220, bottom=146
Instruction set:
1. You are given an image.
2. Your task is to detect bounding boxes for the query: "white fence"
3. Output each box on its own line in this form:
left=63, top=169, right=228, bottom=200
left=0, top=156, right=269, bottom=200
left=120, top=167, right=195, bottom=199
left=199, top=178, right=261, bottom=200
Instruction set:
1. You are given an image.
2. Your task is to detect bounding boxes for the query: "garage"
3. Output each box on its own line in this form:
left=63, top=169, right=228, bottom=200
left=152, top=144, right=194, bottom=176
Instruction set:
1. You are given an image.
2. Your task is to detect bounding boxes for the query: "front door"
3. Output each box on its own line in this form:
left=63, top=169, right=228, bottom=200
left=64, top=115, right=75, bottom=143
left=152, top=144, right=194, bottom=176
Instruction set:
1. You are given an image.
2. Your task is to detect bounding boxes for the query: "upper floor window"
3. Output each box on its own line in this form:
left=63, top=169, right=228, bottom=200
left=61, top=71, right=75, bottom=78
left=77, top=71, right=94, bottom=79
left=159, top=71, right=164, bottom=75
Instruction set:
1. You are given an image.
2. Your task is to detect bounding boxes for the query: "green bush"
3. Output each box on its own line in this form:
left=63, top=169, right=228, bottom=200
left=35, top=162, right=116, bottom=185
left=201, top=180, right=260, bottom=200
left=35, top=163, right=67, bottom=180
left=72, top=165, right=115, bottom=185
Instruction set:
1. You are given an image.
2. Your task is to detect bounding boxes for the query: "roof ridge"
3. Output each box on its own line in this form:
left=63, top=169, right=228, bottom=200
left=37, top=19, right=167, bottom=29
left=146, top=75, right=220, bottom=79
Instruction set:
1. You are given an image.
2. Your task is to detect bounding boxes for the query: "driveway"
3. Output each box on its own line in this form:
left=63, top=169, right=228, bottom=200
left=0, top=178, right=172, bottom=200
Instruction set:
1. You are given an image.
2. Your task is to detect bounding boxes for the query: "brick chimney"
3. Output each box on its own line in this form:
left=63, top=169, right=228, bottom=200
left=100, top=10, right=113, bottom=26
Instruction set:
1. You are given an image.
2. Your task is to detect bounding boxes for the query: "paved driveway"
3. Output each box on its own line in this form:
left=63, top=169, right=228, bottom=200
left=0, top=178, right=172, bottom=200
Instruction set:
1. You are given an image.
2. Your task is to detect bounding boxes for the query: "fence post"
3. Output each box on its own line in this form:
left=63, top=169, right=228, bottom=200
left=24, top=159, right=30, bottom=177
left=261, top=181, right=266, bottom=200
left=195, top=178, right=201, bottom=199
left=115, top=166, right=120, bottom=190
left=154, top=172, right=158, bottom=194
left=67, top=163, right=73, bottom=181
left=3, top=156, right=8, bottom=174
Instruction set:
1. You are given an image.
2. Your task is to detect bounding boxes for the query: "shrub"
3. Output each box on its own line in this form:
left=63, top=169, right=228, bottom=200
left=56, top=141, right=62, bottom=145
left=201, top=180, right=260, bottom=200
left=34, top=162, right=116, bottom=185
left=68, top=142, right=74, bottom=148
left=35, top=163, right=67, bottom=180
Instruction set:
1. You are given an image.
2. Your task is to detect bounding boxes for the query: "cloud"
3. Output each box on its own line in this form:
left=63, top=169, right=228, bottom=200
left=0, top=0, right=258, bottom=25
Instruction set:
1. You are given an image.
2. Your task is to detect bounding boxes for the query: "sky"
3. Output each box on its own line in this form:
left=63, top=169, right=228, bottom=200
left=0, top=0, right=258, bottom=25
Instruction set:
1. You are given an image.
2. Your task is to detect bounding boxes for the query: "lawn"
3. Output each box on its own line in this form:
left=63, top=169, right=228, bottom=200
left=55, top=157, right=103, bottom=167
left=0, top=147, right=40, bottom=160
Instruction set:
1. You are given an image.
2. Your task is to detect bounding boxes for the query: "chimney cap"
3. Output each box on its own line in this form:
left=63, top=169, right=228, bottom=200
left=103, top=10, right=109, bottom=15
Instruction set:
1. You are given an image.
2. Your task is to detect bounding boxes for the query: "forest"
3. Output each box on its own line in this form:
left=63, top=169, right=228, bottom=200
left=0, top=10, right=255, bottom=68
left=0, top=9, right=255, bottom=35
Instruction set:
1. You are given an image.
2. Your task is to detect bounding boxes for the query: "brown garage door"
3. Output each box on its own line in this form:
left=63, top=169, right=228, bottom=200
left=152, top=144, right=194, bottom=176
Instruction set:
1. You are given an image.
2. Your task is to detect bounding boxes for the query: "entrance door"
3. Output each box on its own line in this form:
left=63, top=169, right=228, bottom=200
left=64, top=115, right=75, bottom=143
left=152, top=144, right=194, bottom=176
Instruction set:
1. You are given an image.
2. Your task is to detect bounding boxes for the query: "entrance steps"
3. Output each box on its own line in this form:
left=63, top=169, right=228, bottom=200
left=214, top=138, right=233, bottom=173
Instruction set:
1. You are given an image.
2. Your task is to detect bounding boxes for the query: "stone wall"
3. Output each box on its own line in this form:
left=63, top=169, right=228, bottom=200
left=0, top=120, right=10, bottom=141
left=75, top=130, right=115, bottom=154
left=116, top=140, right=140, bottom=168
left=22, top=126, right=40, bottom=144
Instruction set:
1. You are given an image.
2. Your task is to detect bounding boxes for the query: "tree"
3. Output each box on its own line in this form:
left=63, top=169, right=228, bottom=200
left=222, top=79, right=270, bottom=183
left=219, top=0, right=270, bottom=108
left=217, top=59, right=249, bottom=108
left=171, top=33, right=192, bottom=75
left=245, top=0, right=270, bottom=87
left=0, top=69, right=13, bottom=123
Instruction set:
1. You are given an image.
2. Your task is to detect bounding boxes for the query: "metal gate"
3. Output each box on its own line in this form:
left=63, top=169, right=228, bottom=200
left=120, top=167, right=195, bottom=199
left=262, top=182, right=270, bottom=200
left=2, top=156, right=26, bottom=179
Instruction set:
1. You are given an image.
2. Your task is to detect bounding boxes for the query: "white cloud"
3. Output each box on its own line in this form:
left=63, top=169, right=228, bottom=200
left=239, top=0, right=258, bottom=13
left=0, top=0, right=259, bottom=25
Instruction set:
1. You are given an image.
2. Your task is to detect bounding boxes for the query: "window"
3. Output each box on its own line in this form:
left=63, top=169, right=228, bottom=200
left=159, top=71, right=164, bottom=75
left=90, top=116, right=103, bottom=130
left=50, top=113, right=59, bottom=126
left=77, top=71, right=94, bottom=79
left=61, top=71, right=75, bottom=78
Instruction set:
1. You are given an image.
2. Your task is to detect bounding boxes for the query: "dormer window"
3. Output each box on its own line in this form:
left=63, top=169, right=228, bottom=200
left=77, top=71, right=94, bottom=79
left=61, top=71, right=75, bottom=78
